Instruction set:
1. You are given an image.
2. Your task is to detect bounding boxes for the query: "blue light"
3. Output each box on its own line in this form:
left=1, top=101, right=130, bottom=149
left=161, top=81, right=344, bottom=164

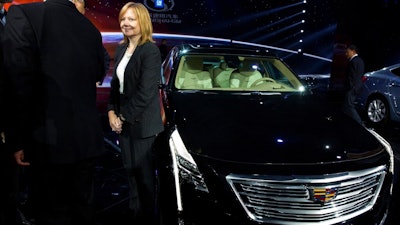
left=155, top=0, right=164, bottom=9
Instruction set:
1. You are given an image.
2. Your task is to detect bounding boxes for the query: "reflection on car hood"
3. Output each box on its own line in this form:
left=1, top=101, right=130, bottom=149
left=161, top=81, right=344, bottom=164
left=172, top=92, right=382, bottom=164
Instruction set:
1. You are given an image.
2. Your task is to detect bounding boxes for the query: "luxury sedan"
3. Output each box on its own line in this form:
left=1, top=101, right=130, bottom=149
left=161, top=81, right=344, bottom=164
left=153, top=43, right=394, bottom=225
left=356, top=63, right=400, bottom=126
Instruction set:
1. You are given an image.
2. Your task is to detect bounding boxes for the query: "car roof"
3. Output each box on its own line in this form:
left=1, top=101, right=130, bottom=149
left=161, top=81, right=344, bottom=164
left=384, top=63, right=400, bottom=70
left=172, top=43, right=279, bottom=58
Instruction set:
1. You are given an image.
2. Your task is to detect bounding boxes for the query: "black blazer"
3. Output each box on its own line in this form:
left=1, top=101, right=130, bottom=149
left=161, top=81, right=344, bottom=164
left=108, top=41, right=164, bottom=139
left=2, top=0, right=106, bottom=164
left=345, top=55, right=364, bottom=94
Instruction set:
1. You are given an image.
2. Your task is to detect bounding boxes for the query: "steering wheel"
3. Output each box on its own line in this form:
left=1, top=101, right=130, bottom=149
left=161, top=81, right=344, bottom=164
left=250, top=77, right=276, bottom=87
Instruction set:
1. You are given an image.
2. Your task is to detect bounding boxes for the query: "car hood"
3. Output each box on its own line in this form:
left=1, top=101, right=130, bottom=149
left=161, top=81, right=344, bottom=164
left=170, top=91, right=383, bottom=164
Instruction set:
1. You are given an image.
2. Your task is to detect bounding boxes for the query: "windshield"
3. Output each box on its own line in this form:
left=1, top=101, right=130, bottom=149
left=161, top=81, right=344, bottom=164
left=174, top=55, right=305, bottom=92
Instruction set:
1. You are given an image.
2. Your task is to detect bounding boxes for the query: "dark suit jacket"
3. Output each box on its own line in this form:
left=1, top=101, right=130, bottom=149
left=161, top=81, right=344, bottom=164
left=345, top=55, right=364, bottom=94
left=0, top=8, right=12, bottom=147
left=0, top=9, right=6, bottom=134
left=108, top=41, right=164, bottom=139
left=2, top=0, right=106, bottom=164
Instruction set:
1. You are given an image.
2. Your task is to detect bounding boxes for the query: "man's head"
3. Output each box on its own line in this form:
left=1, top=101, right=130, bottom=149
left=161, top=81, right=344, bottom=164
left=345, top=44, right=358, bottom=59
left=73, top=0, right=85, bottom=14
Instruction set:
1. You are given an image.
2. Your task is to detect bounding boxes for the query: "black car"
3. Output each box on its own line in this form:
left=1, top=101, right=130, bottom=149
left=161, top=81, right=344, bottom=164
left=154, top=43, right=394, bottom=225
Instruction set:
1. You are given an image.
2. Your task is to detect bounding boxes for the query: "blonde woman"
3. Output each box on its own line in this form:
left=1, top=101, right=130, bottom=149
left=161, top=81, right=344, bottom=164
left=107, top=2, right=164, bottom=224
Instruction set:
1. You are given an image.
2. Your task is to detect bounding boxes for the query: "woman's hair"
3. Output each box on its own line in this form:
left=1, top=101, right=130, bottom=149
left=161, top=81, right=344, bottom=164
left=119, top=2, right=155, bottom=46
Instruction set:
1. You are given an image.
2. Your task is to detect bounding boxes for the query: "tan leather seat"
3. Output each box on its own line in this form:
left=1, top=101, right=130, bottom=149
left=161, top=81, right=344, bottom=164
left=229, top=59, right=262, bottom=88
left=176, top=57, right=213, bottom=89
left=212, top=62, right=235, bottom=88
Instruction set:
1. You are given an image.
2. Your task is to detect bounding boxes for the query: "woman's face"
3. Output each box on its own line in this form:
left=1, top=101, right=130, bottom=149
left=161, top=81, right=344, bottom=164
left=120, top=8, right=141, bottom=38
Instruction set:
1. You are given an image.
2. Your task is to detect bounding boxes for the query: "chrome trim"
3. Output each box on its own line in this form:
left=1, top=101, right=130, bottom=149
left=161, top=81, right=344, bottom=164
left=226, top=165, right=387, bottom=225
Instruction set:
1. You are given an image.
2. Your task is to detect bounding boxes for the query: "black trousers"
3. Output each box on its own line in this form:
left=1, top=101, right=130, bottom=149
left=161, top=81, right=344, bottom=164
left=0, top=142, right=18, bottom=225
left=119, top=124, right=157, bottom=225
left=342, top=89, right=363, bottom=125
left=27, top=158, right=96, bottom=225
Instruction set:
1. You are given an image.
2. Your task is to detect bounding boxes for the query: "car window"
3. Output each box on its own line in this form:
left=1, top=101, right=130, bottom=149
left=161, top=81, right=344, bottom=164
left=174, top=55, right=304, bottom=92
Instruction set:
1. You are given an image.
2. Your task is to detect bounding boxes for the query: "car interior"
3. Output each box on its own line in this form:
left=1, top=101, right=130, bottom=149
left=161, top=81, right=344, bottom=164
left=229, top=59, right=263, bottom=88
left=175, top=56, right=213, bottom=89
left=174, top=55, right=304, bottom=92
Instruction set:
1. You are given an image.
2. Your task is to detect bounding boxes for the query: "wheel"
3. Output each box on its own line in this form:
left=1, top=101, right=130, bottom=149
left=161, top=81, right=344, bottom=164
left=250, top=77, right=276, bottom=87
left=366, top=97, right=389, bottom=125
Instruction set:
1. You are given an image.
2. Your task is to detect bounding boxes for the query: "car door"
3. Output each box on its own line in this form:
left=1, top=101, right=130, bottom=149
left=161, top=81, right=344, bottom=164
left=387, top=67, right=400, bottom=116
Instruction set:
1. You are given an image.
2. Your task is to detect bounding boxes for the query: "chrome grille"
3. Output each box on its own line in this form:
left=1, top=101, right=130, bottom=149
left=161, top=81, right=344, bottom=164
left=226, top=165, right=386, bottom=225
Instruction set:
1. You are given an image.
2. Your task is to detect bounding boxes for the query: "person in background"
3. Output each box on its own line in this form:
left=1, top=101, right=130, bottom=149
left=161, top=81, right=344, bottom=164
left=158, top=38, right=168, bottom=62
left=107, top=2, right=164, bottom=224
left=72, top=0, right=110, bottom=86
left=2, top=0, right=106, bottom=224
left=342, top=44, right=364, bottom=125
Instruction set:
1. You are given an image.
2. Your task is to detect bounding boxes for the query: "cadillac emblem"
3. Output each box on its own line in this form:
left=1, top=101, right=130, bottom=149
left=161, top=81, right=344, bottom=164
left=309, top=187, right=338, bottom=204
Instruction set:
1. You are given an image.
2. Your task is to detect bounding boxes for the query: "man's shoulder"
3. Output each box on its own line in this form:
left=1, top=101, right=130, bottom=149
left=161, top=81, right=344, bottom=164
left=353, top=55, right=364, bottom=63
left=8, top=2, right=44, bottom=14
left=10, top=2, right=44, bottom=9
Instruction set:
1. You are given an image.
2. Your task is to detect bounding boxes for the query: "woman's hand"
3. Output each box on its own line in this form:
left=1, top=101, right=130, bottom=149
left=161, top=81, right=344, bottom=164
left=108, top=110, right=123, bottom=134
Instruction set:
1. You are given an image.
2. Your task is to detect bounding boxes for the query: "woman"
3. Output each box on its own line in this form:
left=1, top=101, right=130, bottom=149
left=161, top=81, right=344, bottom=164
left=107, top=2, right=164, bottom=224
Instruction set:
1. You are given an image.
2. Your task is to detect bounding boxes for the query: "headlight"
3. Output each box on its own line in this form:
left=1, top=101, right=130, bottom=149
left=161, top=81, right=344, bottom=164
left=366, top=128, right=394, bottom=174
left=367, top=128, right=394, bottom=195
left=169, top=129, right=209, bottom=210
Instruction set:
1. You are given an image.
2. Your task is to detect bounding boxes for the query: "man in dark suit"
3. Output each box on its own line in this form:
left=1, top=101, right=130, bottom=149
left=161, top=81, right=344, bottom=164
left=72, top=0, right=110, bottom=87
left=0, top=1, right=20, bottom=224
left=2, top=0, right=106, bottom=224
left=342, top=44, right=364, bottom=125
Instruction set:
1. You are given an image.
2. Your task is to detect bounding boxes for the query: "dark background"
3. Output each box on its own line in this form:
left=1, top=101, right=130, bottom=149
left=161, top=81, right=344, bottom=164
left=8, top=0, right=400, bottom=76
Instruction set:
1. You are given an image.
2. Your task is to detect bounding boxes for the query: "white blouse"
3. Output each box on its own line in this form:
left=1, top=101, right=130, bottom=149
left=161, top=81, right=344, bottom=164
left=116, top=51, right=133, bottom=94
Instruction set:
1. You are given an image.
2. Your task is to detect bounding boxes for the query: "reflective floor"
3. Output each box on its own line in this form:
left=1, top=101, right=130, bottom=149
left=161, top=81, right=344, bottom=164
left=14, top=130, right=131, bottom=225
left=94, top=147, right=130, bottom=225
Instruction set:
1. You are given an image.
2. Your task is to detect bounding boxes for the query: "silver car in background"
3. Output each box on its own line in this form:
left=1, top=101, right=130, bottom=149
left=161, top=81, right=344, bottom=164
left=356, top=63, right=400, bottom=126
